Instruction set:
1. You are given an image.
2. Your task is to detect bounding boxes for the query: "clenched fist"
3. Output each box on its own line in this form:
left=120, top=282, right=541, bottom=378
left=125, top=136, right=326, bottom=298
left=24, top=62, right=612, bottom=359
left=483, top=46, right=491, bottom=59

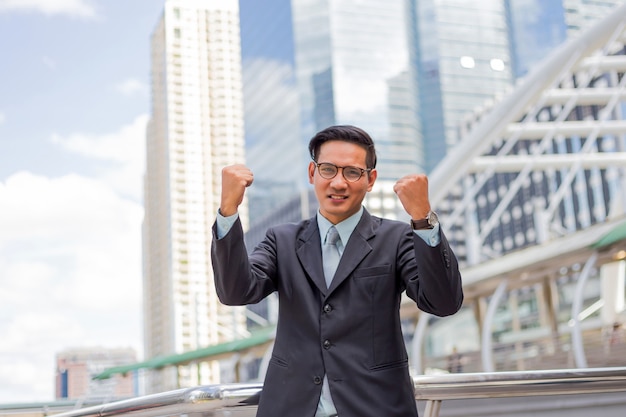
left=220, top=164, right=254, bottom=216
left=393, top=174, right=431, bottom=220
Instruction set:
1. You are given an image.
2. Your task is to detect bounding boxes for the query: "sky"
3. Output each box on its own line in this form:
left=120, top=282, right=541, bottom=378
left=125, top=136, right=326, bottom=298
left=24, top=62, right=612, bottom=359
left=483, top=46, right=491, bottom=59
left=0, top=0, right=166, bottom=403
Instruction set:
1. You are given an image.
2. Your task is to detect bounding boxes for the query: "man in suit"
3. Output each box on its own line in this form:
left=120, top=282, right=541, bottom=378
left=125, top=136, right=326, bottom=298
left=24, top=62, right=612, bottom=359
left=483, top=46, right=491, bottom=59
left=212, top=125, right=463, bottom=417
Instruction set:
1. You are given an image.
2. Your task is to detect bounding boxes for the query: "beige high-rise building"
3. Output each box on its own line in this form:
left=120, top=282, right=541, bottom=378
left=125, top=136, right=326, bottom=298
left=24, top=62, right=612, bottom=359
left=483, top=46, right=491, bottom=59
left=143, top=0, right=248, bottom=394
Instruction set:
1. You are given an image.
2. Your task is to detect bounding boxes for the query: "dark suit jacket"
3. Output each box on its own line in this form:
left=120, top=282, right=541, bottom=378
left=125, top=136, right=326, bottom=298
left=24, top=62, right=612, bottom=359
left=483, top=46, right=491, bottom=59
left=211, top=209, right=463, bottom=417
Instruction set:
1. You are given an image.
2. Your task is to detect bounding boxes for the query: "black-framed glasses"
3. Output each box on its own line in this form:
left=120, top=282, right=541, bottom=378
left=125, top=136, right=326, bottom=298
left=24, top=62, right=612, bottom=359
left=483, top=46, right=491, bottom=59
left=314, top=162, right=372, bottom=182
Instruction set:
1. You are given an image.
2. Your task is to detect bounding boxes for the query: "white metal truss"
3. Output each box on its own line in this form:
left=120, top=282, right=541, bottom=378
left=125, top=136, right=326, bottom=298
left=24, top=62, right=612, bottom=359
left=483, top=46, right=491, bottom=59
left=410, top=6, right=626, bottom=373
left=429, top=2, right=626, bottom=270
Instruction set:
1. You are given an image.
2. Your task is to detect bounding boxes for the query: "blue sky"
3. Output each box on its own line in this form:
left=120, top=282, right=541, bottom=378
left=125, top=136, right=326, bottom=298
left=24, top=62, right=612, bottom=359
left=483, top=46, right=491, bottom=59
left=0, top=0, right=165, bottom=403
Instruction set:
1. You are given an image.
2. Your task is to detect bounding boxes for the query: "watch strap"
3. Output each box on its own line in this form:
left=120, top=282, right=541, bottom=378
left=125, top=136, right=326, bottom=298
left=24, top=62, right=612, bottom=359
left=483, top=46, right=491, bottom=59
left=410, top=218, right=432, bottom=230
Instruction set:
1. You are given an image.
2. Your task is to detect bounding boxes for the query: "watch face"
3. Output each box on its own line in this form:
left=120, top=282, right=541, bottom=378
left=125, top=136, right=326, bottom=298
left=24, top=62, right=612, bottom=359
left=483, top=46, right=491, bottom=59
left=428, top=211, right=439, bottom=227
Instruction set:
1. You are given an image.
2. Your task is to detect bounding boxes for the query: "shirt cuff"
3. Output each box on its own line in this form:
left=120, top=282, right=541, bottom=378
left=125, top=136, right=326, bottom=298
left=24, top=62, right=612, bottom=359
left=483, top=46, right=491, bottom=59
left=414, top=224, right=440, bottom=247
left=216, top=210, right=239, bottom=239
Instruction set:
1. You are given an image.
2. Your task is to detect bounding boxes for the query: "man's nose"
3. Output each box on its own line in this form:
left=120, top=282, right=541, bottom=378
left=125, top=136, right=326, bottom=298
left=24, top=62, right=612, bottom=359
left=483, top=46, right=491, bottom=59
left=330, top=170, right=348, bottom=187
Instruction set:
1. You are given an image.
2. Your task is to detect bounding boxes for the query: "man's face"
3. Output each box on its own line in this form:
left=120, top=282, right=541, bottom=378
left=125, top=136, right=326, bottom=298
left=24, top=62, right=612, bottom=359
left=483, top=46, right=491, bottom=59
left=308, top=140, right=377, bottom=224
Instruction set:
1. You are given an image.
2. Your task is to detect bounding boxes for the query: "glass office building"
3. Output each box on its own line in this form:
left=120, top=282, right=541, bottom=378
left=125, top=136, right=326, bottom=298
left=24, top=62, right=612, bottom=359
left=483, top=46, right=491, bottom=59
left=239, top=0, right=302, bottom=222
left=505, top=0, right=567, bottom=79
left=240, top=0, right=423, bottom=222
left=409, top=0, right=513, bottom=173
left=563, top=0, right=624, bottom=36
left=291, top=0, right=422, bottom=181
left=506, top=0, right=623, bottom=81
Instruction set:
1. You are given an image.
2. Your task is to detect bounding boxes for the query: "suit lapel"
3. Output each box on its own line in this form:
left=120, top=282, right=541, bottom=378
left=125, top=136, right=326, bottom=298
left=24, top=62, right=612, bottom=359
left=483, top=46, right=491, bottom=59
left=296, top=210, right=378, bottom=295
left=296, top=219, right=328, bottom=294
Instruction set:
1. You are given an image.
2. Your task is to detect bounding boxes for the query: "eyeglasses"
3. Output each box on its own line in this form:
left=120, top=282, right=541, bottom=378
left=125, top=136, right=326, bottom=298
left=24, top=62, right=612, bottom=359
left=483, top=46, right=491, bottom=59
left=314, top=162, right=372, bottom=182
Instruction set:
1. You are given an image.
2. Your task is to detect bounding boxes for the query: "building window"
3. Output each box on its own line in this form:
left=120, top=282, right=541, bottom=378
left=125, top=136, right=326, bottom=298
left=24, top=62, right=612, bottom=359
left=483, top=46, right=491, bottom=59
left=460, top=56, right=475, bottom=69
left=490, top=58, right=505, bottom=71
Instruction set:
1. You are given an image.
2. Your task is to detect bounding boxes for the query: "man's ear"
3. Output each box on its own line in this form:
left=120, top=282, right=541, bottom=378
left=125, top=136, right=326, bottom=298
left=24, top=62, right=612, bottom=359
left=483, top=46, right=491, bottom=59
left=308, top=162, right=315, bottom=184
left=366, top=169, right=377, bottom=192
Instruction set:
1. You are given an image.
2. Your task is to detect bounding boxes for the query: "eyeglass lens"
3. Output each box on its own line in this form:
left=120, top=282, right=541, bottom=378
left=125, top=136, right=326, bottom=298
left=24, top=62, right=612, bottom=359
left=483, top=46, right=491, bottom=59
left=317, top=163, right=364, bottom=182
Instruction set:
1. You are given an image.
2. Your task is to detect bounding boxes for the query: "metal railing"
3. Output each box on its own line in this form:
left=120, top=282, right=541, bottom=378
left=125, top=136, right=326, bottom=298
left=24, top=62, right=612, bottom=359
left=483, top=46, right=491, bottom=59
left=414, top=367, right=626, bottom=417
left=50, top=367, right=626, bottom=417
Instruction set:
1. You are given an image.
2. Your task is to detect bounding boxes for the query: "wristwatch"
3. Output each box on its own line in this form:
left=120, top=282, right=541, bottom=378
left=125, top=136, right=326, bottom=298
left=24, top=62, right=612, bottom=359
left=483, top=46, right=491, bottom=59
left=410, top=210, right=439, bottom=230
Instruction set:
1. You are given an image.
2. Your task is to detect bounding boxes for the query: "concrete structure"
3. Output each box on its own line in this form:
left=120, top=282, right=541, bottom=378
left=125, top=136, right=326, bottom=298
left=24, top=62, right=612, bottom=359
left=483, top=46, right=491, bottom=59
left=142, top=0, right=248, bottom=394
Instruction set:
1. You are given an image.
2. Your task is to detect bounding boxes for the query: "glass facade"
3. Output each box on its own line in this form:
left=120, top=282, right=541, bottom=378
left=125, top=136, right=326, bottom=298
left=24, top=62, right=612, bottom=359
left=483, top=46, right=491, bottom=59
left=292, top=0, right=422, bottom=181
left=563, top=0, right=623, bottom=36
left=409, top=0, right=513, bottom=173
left=239, top=0, right=303, bottom=223
left=505, top=0, right=567, bottom=79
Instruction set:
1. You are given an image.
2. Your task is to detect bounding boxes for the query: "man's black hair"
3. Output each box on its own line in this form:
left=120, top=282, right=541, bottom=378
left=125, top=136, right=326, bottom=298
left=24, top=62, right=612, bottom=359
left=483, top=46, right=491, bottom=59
left=308, top=125, right=377, bottom=169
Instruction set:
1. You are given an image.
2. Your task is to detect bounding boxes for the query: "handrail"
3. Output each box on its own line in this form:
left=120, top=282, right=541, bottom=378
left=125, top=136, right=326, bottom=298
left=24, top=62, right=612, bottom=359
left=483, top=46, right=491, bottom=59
left=50, top=368, right=626, bottom=417
left=413, top=367, right=626, bottom=400
left=414, top=367, right=626, bottom=417
left=51, top=383, right=263, bottom=417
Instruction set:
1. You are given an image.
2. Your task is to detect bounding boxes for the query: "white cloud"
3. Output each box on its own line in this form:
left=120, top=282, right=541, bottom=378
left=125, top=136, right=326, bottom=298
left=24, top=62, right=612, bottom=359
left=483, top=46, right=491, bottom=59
left=51, top=114, right=149, bottom=200
left=0, top=171, right=144, bottom=403
left=0, top=0, right=98, bottom=18
left=115, top=78, right=149, bottom=97
left=0, top=116, right=149, bottom=402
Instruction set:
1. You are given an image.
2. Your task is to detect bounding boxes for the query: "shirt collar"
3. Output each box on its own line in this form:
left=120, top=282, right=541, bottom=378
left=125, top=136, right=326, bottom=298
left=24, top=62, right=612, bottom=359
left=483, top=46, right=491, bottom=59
left=317, top=206, right=364, bottom=245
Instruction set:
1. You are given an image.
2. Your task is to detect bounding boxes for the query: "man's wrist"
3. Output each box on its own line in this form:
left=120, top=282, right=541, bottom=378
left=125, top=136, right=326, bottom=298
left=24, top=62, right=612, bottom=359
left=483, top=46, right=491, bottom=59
left=216, top=210, right=239, bottom=239
left=410, top=210, right=439, bottom=230
left=218, top=207, right=237, bottom=217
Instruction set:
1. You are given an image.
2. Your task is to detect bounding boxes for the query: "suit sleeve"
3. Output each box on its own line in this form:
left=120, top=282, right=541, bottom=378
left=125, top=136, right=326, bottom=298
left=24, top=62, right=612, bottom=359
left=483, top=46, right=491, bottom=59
left=211, top=217, right=277, bottom=306
left=403, top=227, right=463, bottom=317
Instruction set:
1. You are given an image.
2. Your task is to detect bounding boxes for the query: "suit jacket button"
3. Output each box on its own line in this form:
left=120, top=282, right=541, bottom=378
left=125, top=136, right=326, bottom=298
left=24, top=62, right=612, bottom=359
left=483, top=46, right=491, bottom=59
left=313, top=376, right=322, bottom=384
left=323, top=340, right=331, bottom=349
left=323, top=304, right=332, bottom=313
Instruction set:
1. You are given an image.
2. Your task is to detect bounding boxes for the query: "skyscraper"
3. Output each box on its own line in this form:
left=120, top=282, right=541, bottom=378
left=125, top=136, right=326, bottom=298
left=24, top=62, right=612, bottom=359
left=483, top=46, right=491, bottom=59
left=409, top=0, right=513, bottom=173
left=239, top=0, right=301, bottom=223
left=506, top=0, right=622, bottom=81
left=562, top=0, right=624, bottom=36
left=143, top=0, right=248, bottom=394
left=505, top=0, right=567, bottom=79
left=292, top=0, right=422, bottom=182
